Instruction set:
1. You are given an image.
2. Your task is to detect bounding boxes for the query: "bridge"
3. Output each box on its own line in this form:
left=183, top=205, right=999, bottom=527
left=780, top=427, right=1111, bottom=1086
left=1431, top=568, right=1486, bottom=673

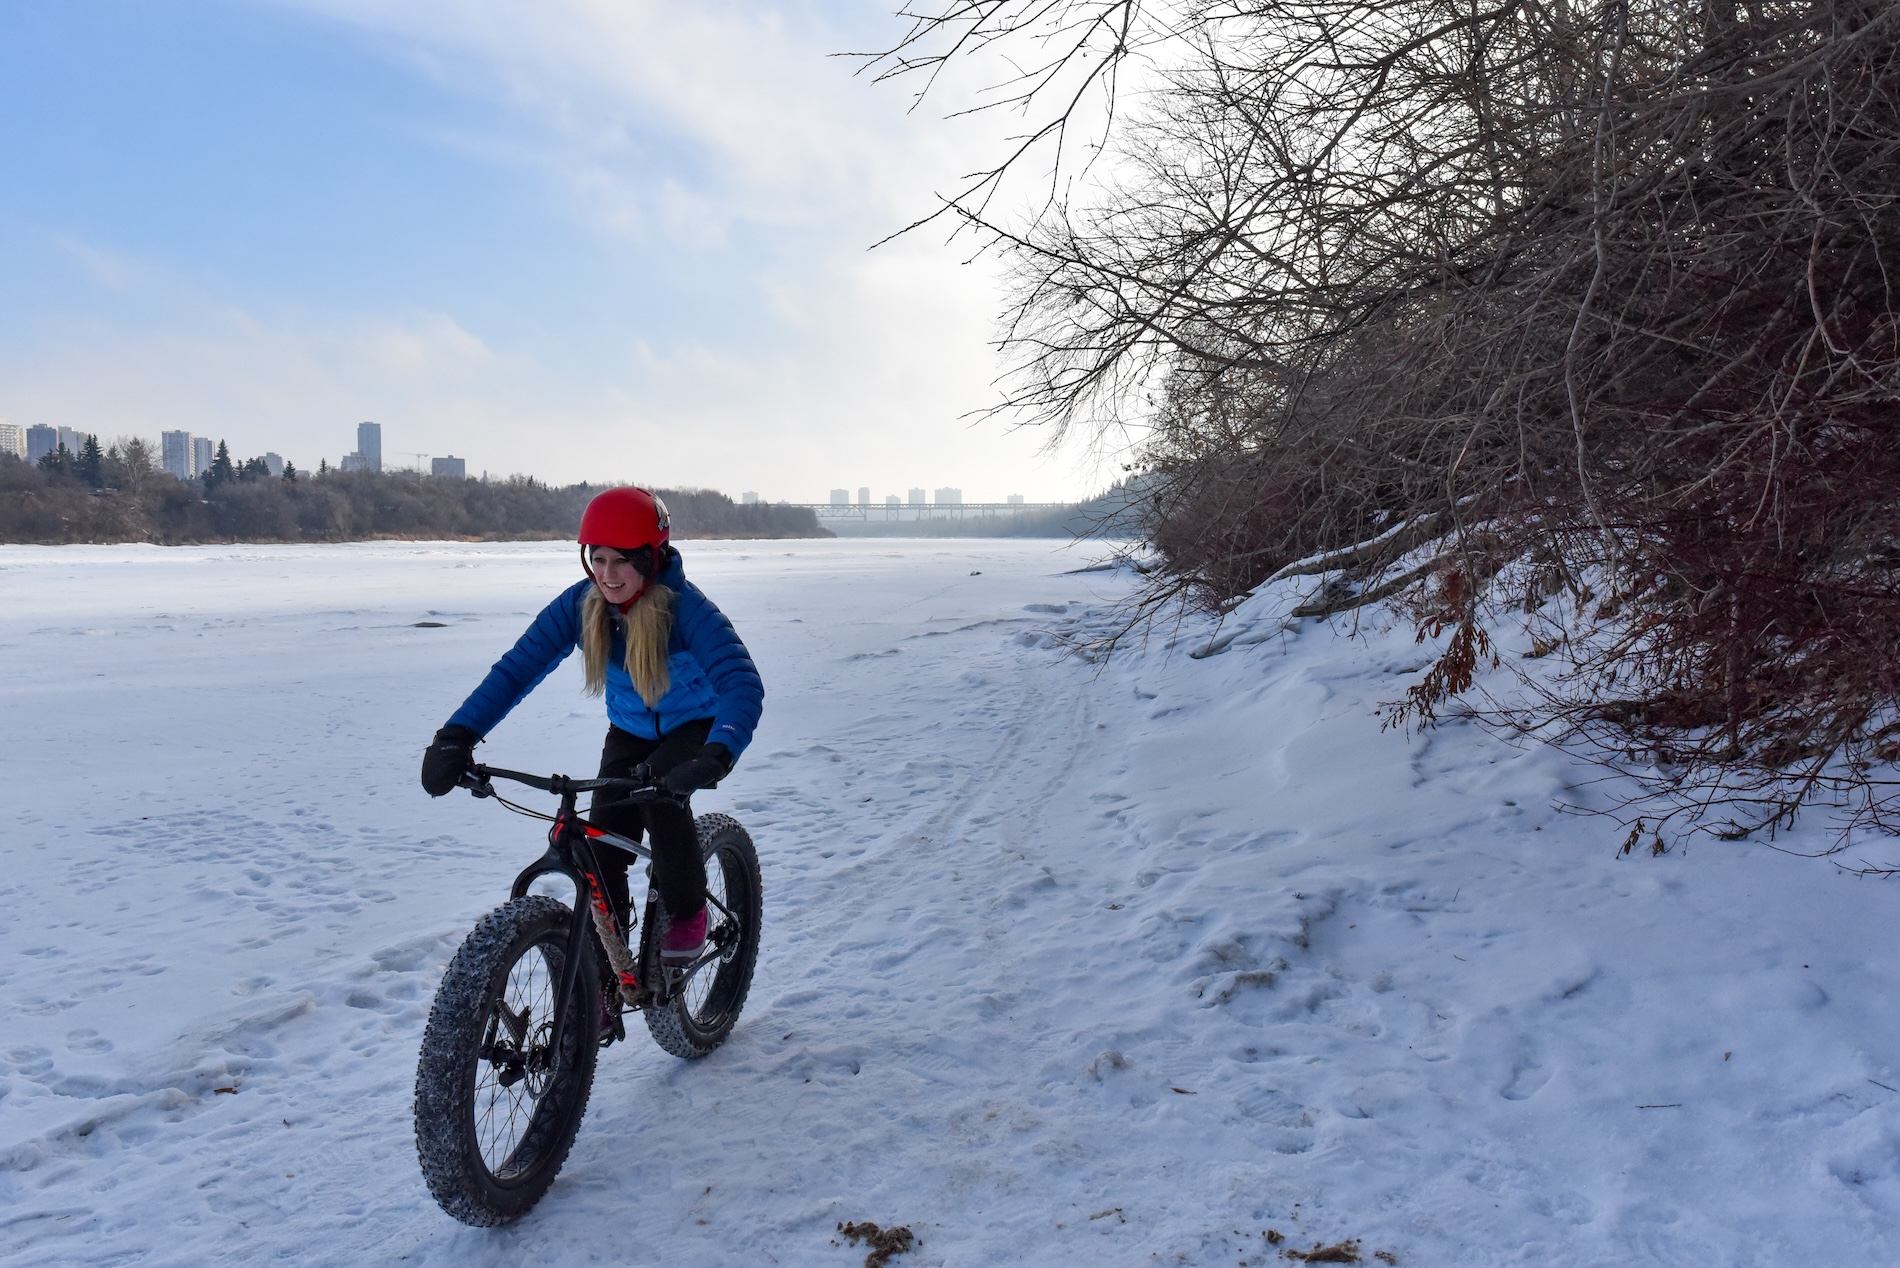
left=780, top=502, right=1075, bottom=523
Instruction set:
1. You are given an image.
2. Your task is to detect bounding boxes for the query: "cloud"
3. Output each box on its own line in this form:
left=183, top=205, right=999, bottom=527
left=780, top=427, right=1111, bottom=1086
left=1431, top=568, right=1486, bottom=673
left=241, top=1, right=1094, bottom=493
left=53, top=235, right=151, bottom=291
left=365, top=313, right=496, bottom=376
left=4, top=4, right=1109, bottom=500
left=0, top=246, right=1083, bottom=497
left=265, top=0, right=964, bottom=239
left=1, top=303, right=503, bottom=451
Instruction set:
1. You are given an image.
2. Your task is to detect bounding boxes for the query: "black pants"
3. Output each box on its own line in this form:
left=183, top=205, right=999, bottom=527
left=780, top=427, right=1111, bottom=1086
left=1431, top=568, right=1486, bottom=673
left=589, top=719, right=711, bottom=924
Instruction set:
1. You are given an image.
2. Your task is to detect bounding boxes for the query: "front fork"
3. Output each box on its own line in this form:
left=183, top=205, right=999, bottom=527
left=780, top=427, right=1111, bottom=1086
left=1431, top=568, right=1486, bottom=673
left=508, top=804, right=628, bottom=1064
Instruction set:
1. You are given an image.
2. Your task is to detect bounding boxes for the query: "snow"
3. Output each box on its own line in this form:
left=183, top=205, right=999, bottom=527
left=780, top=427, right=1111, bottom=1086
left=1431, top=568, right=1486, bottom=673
left=2, top=538, right=1895, bottom=1266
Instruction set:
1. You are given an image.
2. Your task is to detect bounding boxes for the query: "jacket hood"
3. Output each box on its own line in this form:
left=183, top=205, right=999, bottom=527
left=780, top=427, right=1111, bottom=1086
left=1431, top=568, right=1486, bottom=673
left=655, top=544, right=685, bottom=591
left=610, top=544, right=684, bottom=613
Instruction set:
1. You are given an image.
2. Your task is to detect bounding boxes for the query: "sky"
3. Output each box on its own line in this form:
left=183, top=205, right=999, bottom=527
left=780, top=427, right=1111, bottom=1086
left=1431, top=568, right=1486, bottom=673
left=0, top=0, right=1109, bottom=502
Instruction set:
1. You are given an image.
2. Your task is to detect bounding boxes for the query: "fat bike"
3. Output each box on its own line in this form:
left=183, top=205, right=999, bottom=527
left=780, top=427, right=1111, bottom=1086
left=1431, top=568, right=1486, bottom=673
left=413, top=764, right=762, bottom=1225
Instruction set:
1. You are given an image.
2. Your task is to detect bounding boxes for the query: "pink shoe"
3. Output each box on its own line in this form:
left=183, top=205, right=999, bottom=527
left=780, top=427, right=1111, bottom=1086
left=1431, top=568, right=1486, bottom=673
left=661, top=905, right=708, bottom=966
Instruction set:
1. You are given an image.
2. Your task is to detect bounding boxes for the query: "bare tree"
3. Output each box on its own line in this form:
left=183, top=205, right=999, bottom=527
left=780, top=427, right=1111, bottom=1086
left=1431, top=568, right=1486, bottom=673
left=874, top=1, right=1900, bottom=841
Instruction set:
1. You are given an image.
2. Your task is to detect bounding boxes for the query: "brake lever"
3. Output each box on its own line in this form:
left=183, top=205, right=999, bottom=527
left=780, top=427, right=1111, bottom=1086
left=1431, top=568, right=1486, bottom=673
left=460, top=768, right=495, bottom=799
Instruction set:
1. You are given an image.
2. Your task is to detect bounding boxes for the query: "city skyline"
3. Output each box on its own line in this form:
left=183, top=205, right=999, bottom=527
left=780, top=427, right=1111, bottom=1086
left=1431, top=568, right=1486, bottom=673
left=10, top=414, right=1068, bottom=503
left=1, top=413, right=1090, bottom=503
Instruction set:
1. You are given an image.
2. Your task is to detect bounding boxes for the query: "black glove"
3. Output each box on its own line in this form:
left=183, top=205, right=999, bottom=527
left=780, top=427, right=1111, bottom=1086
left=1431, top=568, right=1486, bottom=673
left=421, top=725, right=481, bottom=797
left=661, top=743, right=734, bottom=796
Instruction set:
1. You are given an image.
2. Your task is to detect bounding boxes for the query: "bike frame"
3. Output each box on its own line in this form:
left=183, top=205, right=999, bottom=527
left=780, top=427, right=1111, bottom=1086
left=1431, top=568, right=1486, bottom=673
left=462, top=763, right=670, bottom=1066
left=460, top=762, right=747, bottom=1069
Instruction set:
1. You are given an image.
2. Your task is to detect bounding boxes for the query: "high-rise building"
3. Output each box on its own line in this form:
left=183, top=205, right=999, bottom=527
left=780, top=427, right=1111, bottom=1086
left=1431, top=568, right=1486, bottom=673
left=58, top=426, right=84, bottom=455
left=907, top=488, right=926, bottom=506
left=830, top=489, right=850, bottom=507
left=357, top=421, right=382, bottom=473
left=161, top=431, right=194, bottom=479
left=26, top=425, right=57, bottom=465
left=431, top=455, right=466, bottom=479
left=339, top=452, right=368, bottom=472
left=264, top=453, right=285, bottom=477
left=1006, top=494, right=1025, bottom=505
left=193, top=437, right=215, bottom=476
left=857, top=487, right=870, bottom=506
left=742, top=491, right=759, bottom=505
left=885, top=494, right=901, bottom=507
left=0, top=422, right=25, bottom=460
left=934, top=487, right=962, bottom=506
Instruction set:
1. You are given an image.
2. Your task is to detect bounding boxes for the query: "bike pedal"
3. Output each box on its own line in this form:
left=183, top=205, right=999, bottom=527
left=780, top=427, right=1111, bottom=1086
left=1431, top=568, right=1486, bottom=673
left=598, top=1012, right=627, bottom=1048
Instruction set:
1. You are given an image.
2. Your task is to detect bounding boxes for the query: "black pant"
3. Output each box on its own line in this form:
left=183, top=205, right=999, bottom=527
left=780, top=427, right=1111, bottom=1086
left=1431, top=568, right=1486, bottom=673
left=589, top=719, right=711, bottom=923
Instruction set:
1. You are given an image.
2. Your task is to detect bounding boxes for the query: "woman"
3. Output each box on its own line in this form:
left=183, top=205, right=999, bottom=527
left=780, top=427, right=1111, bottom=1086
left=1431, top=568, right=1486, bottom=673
left=419, top=486, right=763, bottom=969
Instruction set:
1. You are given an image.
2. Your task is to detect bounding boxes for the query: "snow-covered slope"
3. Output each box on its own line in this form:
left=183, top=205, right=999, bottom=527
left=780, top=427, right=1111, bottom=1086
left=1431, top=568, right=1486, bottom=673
left=1, top=539, right=1894, bottom=1266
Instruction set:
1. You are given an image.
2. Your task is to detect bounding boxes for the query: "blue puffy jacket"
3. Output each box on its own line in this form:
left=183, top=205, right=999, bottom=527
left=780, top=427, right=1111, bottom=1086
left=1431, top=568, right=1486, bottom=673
left=446, top=548, right=764, bottom=759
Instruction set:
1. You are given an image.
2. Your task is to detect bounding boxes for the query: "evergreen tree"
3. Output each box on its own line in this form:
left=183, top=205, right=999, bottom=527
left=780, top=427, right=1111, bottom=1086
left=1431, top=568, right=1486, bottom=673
left=282, top=461, right=298, bottom=481
left=77, top=434, right=104, bottom=487
left=203, top=440, right=237, bottom=489
left=102, top=439, right=155, bottom=495
left=38, top=443, right=73, bottom=478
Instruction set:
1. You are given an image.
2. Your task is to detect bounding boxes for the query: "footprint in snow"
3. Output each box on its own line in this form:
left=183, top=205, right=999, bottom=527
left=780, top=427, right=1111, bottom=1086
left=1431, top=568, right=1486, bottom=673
left=66, top=1030, right=113, bottom=1054
left=1501, top=1056, right=1552, bottom=1101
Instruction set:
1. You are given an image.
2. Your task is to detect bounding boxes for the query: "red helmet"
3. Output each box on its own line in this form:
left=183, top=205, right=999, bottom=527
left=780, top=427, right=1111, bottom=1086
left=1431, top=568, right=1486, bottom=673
left=578, top=486, right=670, bottom=553
left=579, top=487, right=670, bottom=594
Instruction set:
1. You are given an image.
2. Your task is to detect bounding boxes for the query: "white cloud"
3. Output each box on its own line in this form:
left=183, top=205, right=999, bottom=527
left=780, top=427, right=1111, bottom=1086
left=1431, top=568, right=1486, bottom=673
left=247, top=0, right=1096, bottom=496
left=267, top=0, right=955, bottom=237
left=5, top=4, right=1112, bottom=501
left=53, top=235, right=151, bottom=291
left=364, top=314, right=496, bottom=376
left=0, top=241, right=1096, bottom=499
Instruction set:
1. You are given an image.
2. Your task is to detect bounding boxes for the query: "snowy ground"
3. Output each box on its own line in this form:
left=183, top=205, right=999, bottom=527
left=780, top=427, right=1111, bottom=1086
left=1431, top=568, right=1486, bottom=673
left=1, top=538, right=1895, bottom=1266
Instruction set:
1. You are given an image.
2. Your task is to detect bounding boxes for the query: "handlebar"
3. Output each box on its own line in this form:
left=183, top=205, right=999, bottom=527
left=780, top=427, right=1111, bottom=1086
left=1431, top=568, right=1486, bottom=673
left=460, top=763, right=687, bottom=808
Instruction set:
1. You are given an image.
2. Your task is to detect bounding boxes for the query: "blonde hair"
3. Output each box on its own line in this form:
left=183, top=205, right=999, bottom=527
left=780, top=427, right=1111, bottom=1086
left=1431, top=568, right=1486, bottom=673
left=582, top=583, right=674, bottom=706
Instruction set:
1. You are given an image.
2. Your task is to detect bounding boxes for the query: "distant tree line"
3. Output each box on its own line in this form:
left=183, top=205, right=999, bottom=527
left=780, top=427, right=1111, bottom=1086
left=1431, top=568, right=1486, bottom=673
left=0, top=439, right=828, bottom=543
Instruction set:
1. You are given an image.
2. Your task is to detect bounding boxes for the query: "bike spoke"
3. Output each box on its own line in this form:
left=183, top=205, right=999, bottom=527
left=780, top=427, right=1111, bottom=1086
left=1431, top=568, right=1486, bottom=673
left=678, top=853, right=739, bottom=1024
left=473, top=940, right=562, bottom=1174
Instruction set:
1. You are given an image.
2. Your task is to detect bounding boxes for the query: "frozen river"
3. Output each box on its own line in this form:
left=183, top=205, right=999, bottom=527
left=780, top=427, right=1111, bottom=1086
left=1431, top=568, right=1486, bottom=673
left=1, top=539, right=1895, bottom=1265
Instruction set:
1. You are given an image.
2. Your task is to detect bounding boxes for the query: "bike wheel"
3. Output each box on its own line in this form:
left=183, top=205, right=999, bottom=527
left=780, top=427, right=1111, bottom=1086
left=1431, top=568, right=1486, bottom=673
left=644, top=813, right=762, bottom=1059
left=415, top=894, right=599, bottom=1225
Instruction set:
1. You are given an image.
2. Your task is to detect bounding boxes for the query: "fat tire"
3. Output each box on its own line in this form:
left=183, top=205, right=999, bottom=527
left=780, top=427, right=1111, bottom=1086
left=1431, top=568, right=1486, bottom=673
left=644, top=814, right=762, bottom=1059
left=415, top=894, right=599, bottom=1225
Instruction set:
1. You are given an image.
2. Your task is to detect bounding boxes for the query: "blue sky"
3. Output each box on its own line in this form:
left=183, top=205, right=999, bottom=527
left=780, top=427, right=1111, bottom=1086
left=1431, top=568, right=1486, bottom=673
left=0, top=0, right=1097, bottom=500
